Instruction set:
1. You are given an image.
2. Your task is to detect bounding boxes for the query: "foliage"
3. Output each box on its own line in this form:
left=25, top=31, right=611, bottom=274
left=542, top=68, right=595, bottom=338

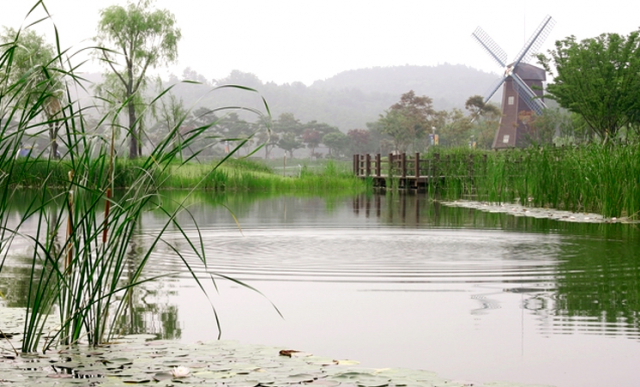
left=420, top=145, right=640, bottom=218
left=347, top=129, right=371, bottom=155
left=322, top=131, right=349, bottom=158
left=537, top=30, right=640, bottom=142
left=277, top=132, right=302, bottom=158
left=464, top=95, right=501, bottom=118
left=273, top=113, right=303, bottom=158
left=438, top=108, right=472, bottom=147
left=96, top=0, right=181, bottom=158
left=0, top=27, right=64, bottom=158
left=149, top=80, right=188, bottom=148
left=302, top=128, right=322, bottom=157
left=377, top=91, right=441, bottom=153
left=464, top=95, right=501, bottom=149
left=144, top=65, right=499, bottom=135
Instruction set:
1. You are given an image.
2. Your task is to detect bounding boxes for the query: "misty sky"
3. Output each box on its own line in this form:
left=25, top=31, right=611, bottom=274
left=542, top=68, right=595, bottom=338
left=1, top=0, right=638, bottom=85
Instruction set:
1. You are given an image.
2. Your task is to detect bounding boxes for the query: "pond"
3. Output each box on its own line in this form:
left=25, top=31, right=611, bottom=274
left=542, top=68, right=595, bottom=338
left=2, top=191, right=639, bottom=387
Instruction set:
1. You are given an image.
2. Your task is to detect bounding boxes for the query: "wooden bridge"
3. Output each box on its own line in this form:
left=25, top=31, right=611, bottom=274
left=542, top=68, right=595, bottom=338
left=353, top=152, right=488, bottom=190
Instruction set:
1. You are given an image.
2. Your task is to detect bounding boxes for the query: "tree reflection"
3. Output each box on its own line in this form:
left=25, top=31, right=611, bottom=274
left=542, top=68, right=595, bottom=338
left=114, top=228, right=183, bottom=340
left=351, top=192, right=640, bottom=338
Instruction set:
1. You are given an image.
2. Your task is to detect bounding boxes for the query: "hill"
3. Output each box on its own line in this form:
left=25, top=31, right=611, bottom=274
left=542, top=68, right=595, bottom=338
left=76, top=64, right=500, bottom=131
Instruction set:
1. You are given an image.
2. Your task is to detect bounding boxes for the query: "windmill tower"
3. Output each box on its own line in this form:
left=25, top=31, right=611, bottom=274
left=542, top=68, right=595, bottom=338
left=472, top=16, right=555, bottom=149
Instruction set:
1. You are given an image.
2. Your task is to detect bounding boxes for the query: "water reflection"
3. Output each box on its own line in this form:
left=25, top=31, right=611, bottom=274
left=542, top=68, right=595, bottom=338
left=2, top=190, right=640, bottom=387
left=351, top=192, right=640, bottom=340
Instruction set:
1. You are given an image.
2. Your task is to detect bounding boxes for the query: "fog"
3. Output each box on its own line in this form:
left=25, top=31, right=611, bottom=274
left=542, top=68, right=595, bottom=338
left=1, top=0, right=638, bottom=85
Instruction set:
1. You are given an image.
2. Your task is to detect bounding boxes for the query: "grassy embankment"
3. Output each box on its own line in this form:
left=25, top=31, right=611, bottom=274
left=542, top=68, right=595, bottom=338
left=426, top=145, right=640, bottom=219
left=8, top=156, right=369, bottom=193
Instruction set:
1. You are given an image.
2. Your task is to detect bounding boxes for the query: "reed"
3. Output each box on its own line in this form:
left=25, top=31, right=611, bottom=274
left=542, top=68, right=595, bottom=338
left=0, top=8, right=276, bottom=353
left=424, top=145, right=640, bottom=218
left=6, top=156, right=368, bottom=193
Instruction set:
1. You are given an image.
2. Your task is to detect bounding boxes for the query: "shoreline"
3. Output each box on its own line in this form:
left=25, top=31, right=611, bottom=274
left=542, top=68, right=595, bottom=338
left=438, top=199, right=635, bottom=224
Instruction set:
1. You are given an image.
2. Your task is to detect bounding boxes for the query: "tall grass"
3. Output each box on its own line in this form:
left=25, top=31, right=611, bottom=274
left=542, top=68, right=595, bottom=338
left=6, top=155, right=369, bottom=193
left=421, top=146, right=640, bottom=218
left=0, top=7, right=274, bottom=353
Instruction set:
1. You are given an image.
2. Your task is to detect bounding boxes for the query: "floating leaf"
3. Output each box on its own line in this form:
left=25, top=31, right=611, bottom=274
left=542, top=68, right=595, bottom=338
left=333, top=359, right=360, bottom=366
left=153, top=372, right=174, bottom=381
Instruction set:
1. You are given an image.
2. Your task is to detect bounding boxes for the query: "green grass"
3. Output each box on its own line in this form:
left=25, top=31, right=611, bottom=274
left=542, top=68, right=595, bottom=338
left=418, top=145, right=640, bottom=219
left=7, top=156, right=370, bottom=193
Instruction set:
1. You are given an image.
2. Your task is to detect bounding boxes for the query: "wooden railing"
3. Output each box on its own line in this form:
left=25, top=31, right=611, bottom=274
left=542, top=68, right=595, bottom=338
left=353, top=152, right=489, bottom=189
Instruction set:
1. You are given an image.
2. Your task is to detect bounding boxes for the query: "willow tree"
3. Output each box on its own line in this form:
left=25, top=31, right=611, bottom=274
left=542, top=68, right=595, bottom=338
left=96, top=0, right=181, bottom=158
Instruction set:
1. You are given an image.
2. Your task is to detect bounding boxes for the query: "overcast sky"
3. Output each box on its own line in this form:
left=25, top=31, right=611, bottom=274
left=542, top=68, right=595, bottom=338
left=1, top=0, right=638, bottom=85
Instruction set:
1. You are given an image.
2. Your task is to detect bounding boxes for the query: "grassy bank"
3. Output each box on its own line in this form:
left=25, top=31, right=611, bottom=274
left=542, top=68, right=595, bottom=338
left=426, top=145, right=640, bottom=219
left=9, top=157, right=369, bottom=193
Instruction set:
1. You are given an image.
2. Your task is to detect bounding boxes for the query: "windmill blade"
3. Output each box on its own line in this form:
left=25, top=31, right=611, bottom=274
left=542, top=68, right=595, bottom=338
left=483, top=76, right=506, bottom=104
left=469, top=77, right=505, bottom=123
left=512, top=15, right=556, bottom=67
left=472, top=26, right=508, bottom=68
left=511, top=73, right=546, bottom=115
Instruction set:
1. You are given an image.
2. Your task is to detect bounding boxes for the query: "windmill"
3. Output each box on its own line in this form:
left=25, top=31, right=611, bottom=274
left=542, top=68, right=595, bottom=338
left=472, top=15, right=555, bottom=149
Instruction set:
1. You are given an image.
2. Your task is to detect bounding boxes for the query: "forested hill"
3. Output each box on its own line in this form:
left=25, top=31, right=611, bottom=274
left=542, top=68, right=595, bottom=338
left=209, top=64, right=499, bottom=130
left=311, top=64, right=497, bottom=104
left=81, top=64, right=500, bottom=131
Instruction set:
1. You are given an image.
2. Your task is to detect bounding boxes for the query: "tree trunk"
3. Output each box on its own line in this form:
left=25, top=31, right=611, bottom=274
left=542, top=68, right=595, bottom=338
left=45, top=98, right=61, bottom=159
left=128, top=99, right=138, bottom=158
left=48, top=122, right=60, bottom=159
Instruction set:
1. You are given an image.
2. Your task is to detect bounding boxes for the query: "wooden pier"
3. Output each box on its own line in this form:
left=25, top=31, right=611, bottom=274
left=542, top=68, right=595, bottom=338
left=353, top=152, right=487, bottom=190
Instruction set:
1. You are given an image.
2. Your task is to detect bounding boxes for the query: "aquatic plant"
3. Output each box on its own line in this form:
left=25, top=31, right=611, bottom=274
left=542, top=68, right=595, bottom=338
left=0, top=4, right=274, bottom=353
left=360, top=146, right=639, bottom=218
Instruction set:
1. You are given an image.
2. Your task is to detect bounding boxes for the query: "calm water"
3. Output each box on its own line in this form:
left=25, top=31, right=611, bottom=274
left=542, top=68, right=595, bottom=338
left=2, top=191, right=640, bottom=387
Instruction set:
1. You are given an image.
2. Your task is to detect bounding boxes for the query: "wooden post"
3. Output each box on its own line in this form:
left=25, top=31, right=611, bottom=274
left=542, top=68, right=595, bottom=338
left=401, top=153, right=407, bottom=178
left=414, top=152, right=420, bottom=178
left=353, top=154, right=358, bottom=176
left=375, top=154, right=381, bottom=176
left=388, top=153, right=393, bottom=176
left=365, top=154, right=371, bottom=176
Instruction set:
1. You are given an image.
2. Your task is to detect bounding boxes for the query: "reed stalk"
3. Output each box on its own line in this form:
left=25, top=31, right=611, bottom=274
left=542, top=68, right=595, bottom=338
left=0, top=5, right=276, bottom=353
left=424, top=145, right=640, bottom=218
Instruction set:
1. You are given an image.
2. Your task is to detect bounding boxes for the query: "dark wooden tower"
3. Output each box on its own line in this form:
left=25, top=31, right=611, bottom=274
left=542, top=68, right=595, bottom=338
left=494, top=62, right=546, bottom=148
left=472, top=16, right=555, bottom=149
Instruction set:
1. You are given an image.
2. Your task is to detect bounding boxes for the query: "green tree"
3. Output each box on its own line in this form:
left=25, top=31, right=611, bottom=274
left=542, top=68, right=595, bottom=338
left=184, top=106, right=223, bottom=157
left=149, top=84, right=188, bottom=155
left=217, top=112, right=253, bottom=155
left=252, top=116, right=277, bottom=159
left=0, top=28, right=64, bottom=158
left=278, top=132, right=302, bottom=158
left=378, top=91, right=439, bottom=153
left=302, top=120, right=337, bottom=157
left=96, top=0, right=181, bottom=158
left=537, top=31, right=640, bottom=143
left=347, top=129, right=371, bottom=155
left=464, top=95, right=501, bottom=149
left=465, top=95, right=501, bottom=118
left=322, top=131, right=349, bottom=158
left=301, top=129, right=322, bottom=157
left=273, top=113, right=303, bottom=158
left=528, top=107, right=563, bottom=145
left=365, top=121, right=393, bottom=154
left=439, top=108, right=472, bottom=147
